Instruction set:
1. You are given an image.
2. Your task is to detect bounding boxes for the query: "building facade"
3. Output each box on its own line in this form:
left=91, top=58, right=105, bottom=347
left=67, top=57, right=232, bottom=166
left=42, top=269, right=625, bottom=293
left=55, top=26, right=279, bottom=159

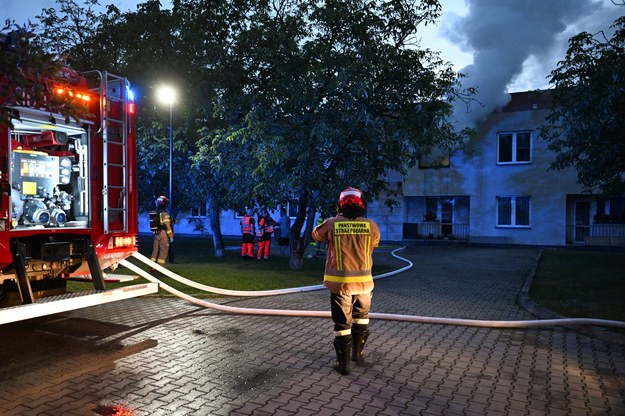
left=371, top=91, right=625, bottom=246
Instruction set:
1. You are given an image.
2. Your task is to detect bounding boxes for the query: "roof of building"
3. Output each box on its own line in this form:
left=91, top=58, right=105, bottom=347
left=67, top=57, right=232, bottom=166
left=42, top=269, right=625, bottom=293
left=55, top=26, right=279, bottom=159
left=503, top=89, right=553, bottom=112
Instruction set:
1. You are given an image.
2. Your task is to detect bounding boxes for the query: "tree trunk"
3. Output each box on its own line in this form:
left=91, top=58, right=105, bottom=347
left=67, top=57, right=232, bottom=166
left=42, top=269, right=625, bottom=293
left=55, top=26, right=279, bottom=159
left=288, top=191, right=319, bottom=270
left=289, top=238, right=304, bottom=270
left=208, top=205, right=225, bottom=257
left=288, top=191, right=309, bottom=270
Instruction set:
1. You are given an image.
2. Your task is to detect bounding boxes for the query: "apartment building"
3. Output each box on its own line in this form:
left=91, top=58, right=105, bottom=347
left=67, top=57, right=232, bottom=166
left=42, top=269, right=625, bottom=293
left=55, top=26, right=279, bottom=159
left=370, top=91, right=625, bottom=246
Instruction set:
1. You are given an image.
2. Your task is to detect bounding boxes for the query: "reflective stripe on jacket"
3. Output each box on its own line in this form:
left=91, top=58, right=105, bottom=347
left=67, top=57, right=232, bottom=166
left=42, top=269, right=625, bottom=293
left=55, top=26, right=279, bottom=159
left=257, top=219, right=265, bottom=237
left=312, top=215, right=380, bottom=295
left=258, top=216, right=275, bottom=238
left=240, top=215, right=254, bottom=234
left=159, top=211, right=174, bottom=237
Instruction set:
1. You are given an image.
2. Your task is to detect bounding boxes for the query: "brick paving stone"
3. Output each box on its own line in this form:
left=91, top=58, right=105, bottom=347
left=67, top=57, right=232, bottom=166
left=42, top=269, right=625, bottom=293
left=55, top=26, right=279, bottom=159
left=2, top=405, right=34, bottom=416
left=300, top=398, right=327, bottom=413
left=464, top=400, right=489, bottom=414
left=527, top=398, right=549, bottom=412
left=486, top=400, right=508, bottom=413
left=255, top=399, right=283, bottom=414
left=448, top=393, right=470, bottom=408
left=277, top=398, right=308, bottom=413
left=376, top=403, right=405, bottom=415
left=507, top=398, right=529, bottom=414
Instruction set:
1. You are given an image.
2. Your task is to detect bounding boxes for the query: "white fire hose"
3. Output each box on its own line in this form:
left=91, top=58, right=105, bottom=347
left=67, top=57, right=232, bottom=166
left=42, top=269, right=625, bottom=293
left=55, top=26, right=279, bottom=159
left=120, top=249, right=625, bottom=329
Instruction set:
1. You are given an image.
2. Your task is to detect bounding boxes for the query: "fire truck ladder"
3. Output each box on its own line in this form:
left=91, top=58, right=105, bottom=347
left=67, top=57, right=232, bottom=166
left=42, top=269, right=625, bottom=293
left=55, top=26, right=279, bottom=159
left=90, top=71, right=131, bottom=234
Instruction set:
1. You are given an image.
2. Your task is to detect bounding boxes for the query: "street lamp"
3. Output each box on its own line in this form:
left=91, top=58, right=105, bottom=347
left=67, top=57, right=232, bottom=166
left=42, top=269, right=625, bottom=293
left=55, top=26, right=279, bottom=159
left=157, top=85, right=176, bottom=262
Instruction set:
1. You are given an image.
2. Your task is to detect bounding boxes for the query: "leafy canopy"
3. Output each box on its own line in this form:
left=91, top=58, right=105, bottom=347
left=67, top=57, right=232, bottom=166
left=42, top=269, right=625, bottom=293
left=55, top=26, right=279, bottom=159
left=540, top=16, right=625, bottom=195
left=30, top=0, right=473, bottom=258
left=198, top=0, right=471, bottom=218
left=0, top=21, right=87, bottom=127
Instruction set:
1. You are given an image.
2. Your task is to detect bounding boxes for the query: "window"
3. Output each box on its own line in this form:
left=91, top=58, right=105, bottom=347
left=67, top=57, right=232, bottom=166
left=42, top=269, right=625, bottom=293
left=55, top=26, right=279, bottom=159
left=190, top=204, right=207, bottom=218
left=497, top=131, right=531, bottom=164
left=286, top=201, right=299, bottom=218
left=497, top=196, right=531, bottom=227
left=594, top=196, right=625, bottom=224
left=424, top=197, right=438, bottom=221
left=235, top=201, right=298, bottom=219
left=418, top=154, right=450, bottom=169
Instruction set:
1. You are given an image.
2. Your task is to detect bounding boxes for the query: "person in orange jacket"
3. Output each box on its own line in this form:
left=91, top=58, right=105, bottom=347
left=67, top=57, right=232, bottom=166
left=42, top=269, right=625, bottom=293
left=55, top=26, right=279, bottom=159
left=257, top=208, right=278, bottom=261
left=240, top=209, right=256, bottom=260
left=312, top=187, right=380, bottom=375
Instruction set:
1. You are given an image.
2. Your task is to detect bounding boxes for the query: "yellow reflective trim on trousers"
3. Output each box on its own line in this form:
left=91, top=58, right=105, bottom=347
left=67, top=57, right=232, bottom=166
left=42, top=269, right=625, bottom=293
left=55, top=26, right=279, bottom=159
left=334, top=329, right=351, bottom=337
left=324, top=274, right=372, bottom=283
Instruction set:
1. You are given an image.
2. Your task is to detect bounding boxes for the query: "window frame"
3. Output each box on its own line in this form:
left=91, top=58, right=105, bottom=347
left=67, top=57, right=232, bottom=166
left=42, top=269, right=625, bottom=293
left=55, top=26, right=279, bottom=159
left=234, top=201, right=298, bottom=219
left=496, top=195, right=531, bottom=228
left=497, top=130, right=532, bottom=165
left=189, top=204, right=207, bottom=218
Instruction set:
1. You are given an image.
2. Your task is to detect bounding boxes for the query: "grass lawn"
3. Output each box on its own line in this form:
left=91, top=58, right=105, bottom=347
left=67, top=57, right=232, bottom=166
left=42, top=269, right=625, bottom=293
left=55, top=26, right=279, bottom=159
left=530, top=248, right=625, bottom=322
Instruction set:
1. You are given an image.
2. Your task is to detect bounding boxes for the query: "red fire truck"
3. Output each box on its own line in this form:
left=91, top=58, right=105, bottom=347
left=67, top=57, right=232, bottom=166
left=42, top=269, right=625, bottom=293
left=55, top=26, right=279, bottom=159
left=0, top=69, right=157, bottom=324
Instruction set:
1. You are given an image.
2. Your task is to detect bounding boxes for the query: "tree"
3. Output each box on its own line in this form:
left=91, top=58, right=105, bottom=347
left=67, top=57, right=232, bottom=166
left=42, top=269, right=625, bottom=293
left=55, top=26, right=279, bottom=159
left=0, top=22, right=87, bottom=126
left=540, top=16, right=625, bottom=195
left=198, top=0, right=471, bottom=268
left=35, top=0, right=116, bottom=68
left=31, top=0, right=473, bottom=264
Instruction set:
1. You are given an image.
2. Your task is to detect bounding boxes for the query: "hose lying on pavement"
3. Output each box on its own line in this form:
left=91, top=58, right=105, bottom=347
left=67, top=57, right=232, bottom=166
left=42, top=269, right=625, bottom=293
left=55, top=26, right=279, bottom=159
left=130, top=250, right=412, bottom=297
left=120, top=250, right=625, bottom=329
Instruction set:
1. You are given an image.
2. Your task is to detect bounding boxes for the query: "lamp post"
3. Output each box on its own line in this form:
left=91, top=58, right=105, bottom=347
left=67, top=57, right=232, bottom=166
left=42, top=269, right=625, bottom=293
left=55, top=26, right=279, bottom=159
left=157, top=85, right=176, bottom=262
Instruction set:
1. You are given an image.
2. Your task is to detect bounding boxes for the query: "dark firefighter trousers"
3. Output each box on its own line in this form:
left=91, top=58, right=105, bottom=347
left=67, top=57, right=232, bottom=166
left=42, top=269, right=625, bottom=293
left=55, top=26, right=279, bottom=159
left=330, top=292, right=372, bottom=337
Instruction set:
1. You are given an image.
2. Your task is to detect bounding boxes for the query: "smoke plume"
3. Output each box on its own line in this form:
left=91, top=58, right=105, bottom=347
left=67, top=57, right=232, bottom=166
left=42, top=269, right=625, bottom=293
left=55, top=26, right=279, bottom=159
left=444, top=0, right=610, bottom=128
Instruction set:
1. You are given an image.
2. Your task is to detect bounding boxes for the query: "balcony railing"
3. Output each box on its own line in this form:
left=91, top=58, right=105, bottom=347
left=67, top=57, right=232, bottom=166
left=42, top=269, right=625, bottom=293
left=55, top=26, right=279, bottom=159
left=565, top=223, right=625, bottom=245
left=402, top=222, right=470, bottom=241
left=403, top=223, right=624, bottom=245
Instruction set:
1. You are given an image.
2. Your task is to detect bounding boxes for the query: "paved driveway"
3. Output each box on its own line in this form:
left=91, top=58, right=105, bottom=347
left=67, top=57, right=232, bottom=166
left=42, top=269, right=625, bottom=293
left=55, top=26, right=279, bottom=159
left=0, top=246, right=624, bottom=415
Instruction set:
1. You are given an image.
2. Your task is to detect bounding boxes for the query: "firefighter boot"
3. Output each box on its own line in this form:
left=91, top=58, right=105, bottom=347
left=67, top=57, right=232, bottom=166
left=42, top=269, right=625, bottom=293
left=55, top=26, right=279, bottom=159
left=333, top=335, right=351, bottom=375
left=351, top=324, right=370, bottom=365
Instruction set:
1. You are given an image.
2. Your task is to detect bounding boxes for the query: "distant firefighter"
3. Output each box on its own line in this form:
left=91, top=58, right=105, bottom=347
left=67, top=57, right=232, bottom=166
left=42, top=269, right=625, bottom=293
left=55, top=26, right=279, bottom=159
left=150, top=196, right=174, bottom=266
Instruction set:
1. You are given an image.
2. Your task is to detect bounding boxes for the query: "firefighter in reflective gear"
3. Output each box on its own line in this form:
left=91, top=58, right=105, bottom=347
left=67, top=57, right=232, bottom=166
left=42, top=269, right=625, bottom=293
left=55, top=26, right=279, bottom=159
left=312, top=187, right=380, bottom=375
left=151, top=196, right=174, bottom=266
left=240, top=209, right=256, bottom=260
left=308, top=215, right=326, bottom=258
left=257, top=208, right=277, bottom=261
